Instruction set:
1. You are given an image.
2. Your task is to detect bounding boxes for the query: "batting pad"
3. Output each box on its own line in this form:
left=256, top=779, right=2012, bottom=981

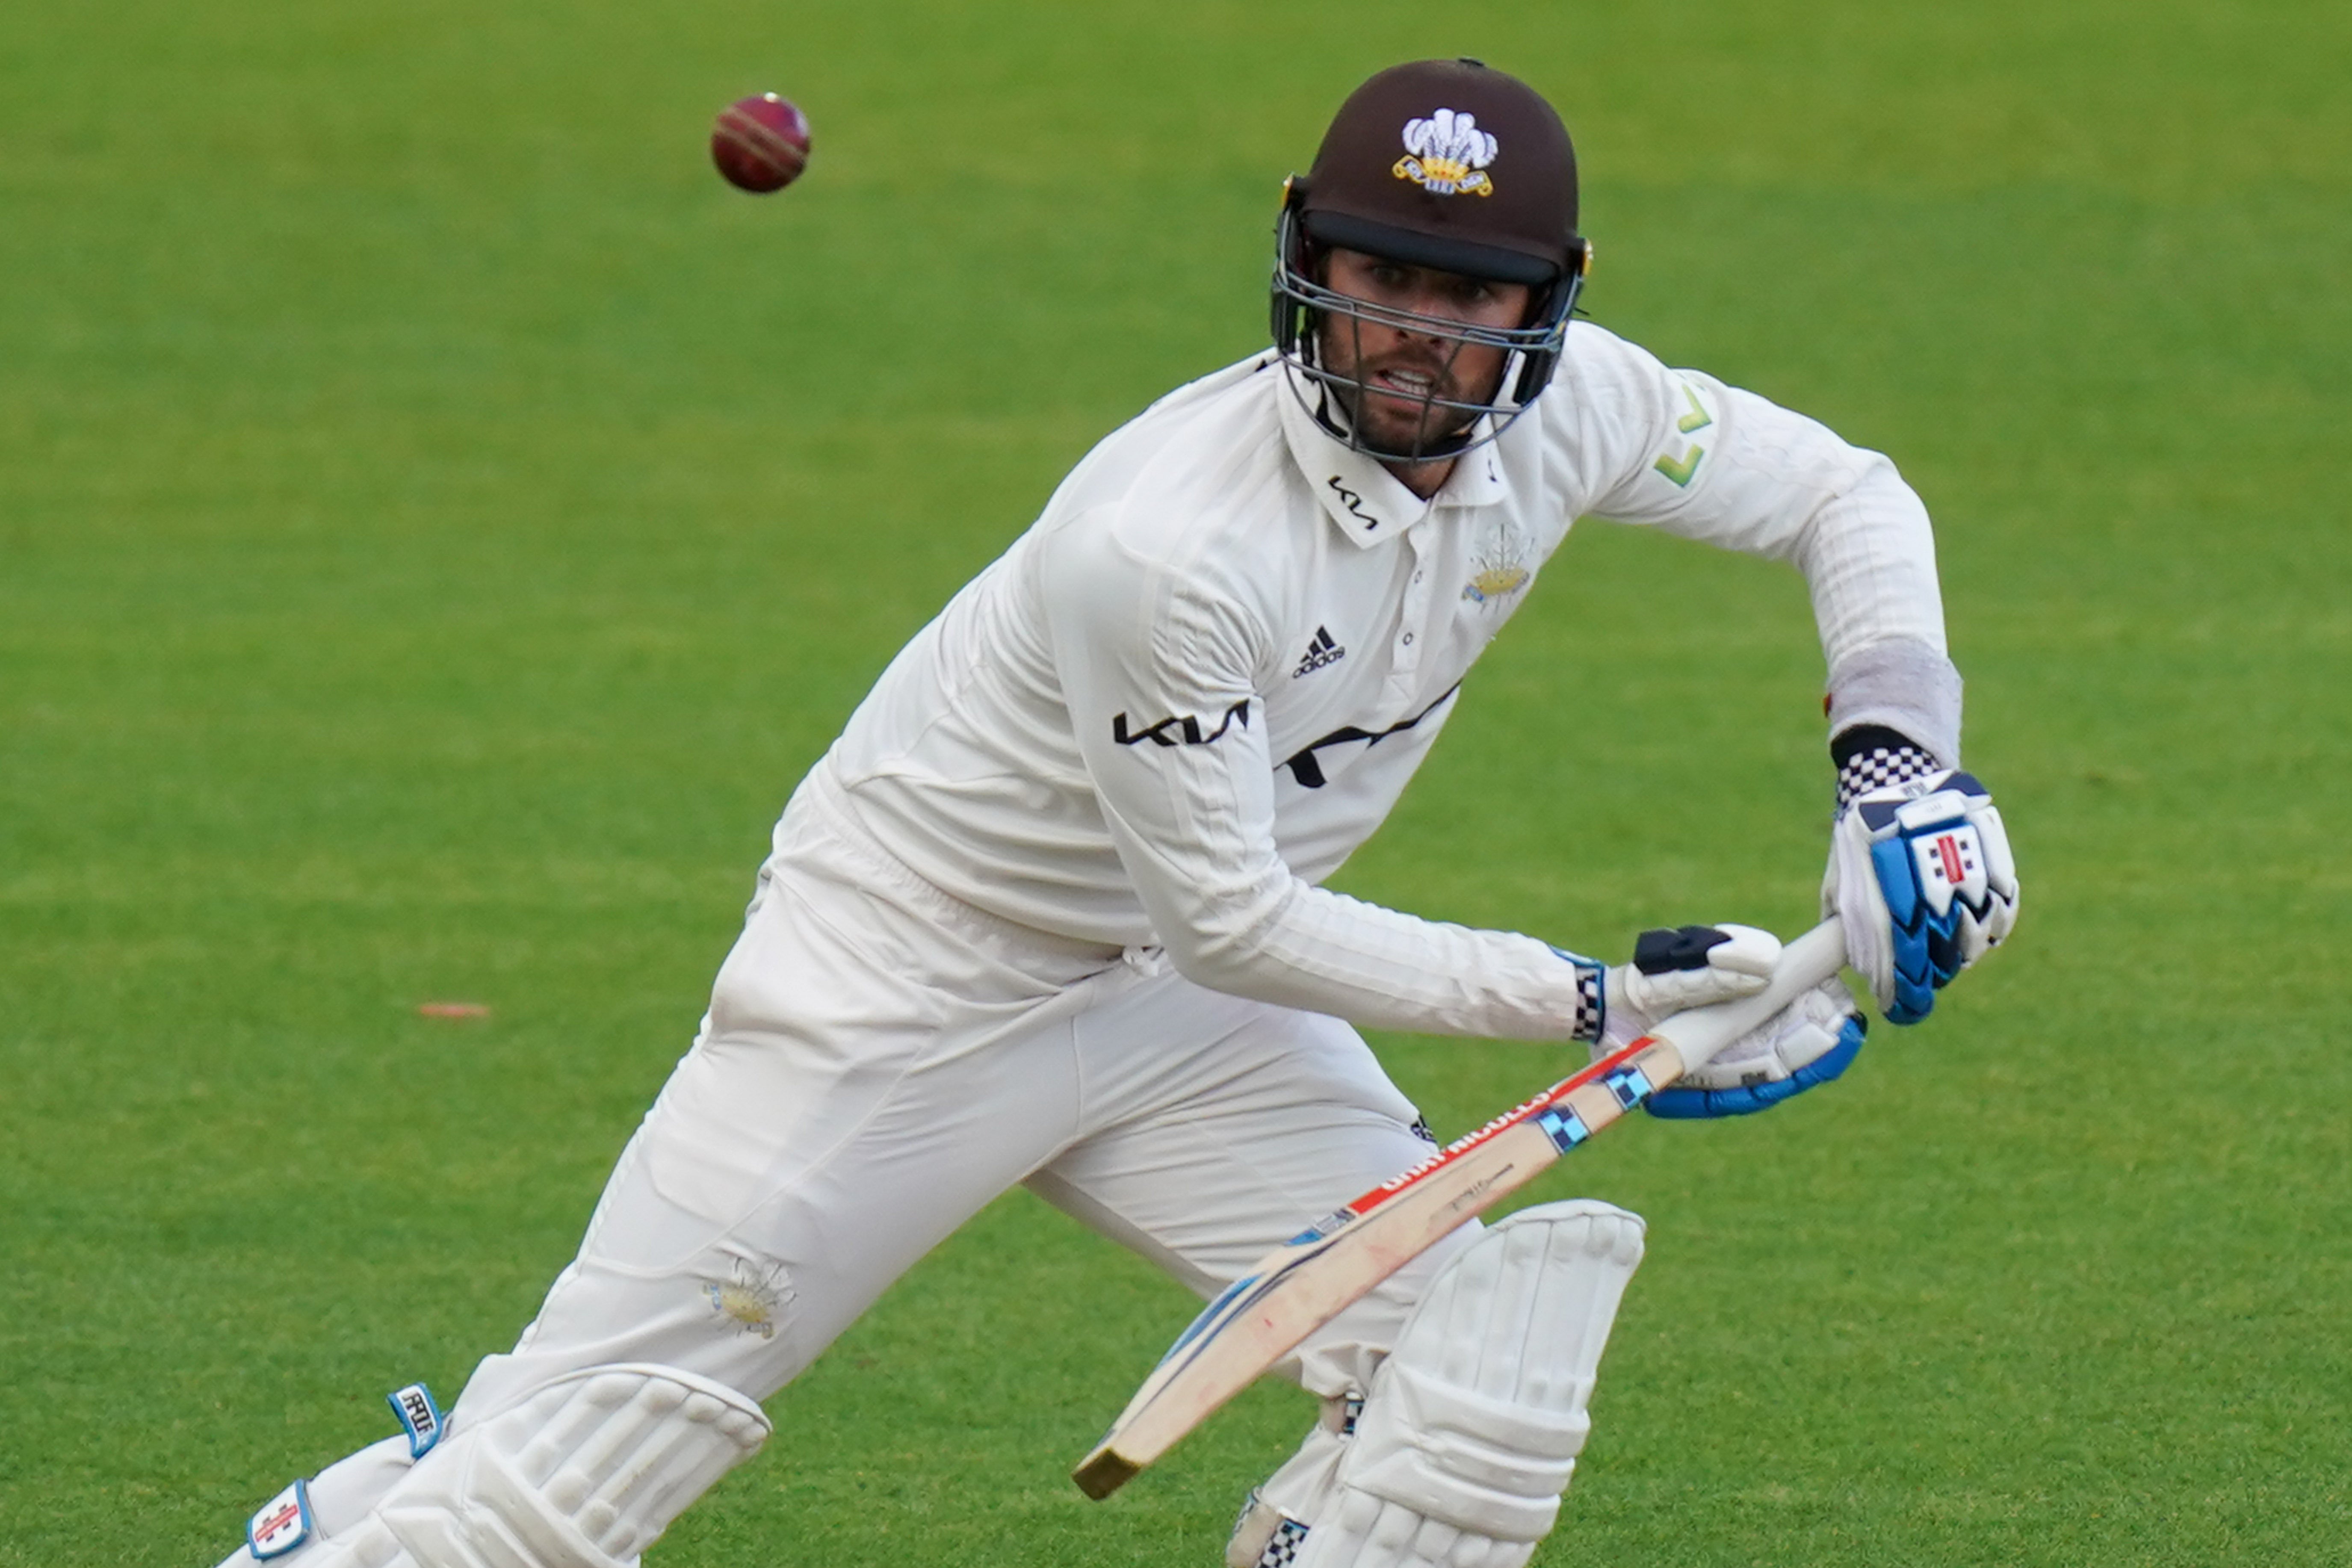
left=1293, top=1201, right=1645, bottom=1568
left=298, top=1364, right=770, bottom=1568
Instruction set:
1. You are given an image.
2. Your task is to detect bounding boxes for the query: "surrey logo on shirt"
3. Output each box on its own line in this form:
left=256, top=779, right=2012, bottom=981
left=1394, top=109, right=1498, bottom=197
left=1293, top=626, right=1347, bottom=677
left=1463, top=523, right=1533, bottom=606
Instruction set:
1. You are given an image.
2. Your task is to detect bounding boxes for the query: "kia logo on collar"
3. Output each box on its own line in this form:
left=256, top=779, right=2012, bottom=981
left=1327, top=476, right=1381, bottom=530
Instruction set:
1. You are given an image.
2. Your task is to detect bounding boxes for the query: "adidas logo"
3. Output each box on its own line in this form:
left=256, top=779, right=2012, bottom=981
left=1292, top=626, right=1346, bottom=678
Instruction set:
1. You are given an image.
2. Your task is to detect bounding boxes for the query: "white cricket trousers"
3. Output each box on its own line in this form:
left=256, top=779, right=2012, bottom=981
left=230, top=774, right=1467, bottom=1560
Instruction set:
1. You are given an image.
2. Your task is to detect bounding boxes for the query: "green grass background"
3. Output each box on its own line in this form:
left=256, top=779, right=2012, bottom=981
left=3, top=0, right=2346, bottom=1563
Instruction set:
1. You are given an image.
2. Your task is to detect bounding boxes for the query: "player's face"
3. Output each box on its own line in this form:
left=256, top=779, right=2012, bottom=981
left=1317, top=248, right=1533, bottom=457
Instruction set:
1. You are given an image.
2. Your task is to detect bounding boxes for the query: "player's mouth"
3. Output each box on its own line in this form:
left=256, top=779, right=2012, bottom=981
left=1370, top=364, right=1445, bottom=402
left=1357, top=359, right=1475, bottom=449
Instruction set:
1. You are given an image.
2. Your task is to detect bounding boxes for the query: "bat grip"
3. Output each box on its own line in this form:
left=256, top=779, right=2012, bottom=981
left=1647, top=917, right=1848, bottom=1073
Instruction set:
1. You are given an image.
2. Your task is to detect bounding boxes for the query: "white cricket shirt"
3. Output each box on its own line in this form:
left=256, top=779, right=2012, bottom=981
left=810, top=325, right=1953, bottom=1041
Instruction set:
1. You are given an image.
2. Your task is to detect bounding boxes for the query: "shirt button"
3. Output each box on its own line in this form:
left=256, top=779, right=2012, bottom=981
left=1412, top=571, right=1424, bottom=584
left=1401, top=632, right=1415, bottom=646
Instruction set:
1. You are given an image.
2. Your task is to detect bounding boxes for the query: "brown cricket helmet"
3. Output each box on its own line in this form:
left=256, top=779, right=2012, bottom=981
left=1272, top=59, right=1591, bottom=461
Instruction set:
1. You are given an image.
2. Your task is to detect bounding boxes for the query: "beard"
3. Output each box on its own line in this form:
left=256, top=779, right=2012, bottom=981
left=1319, top=328, right=1506, bottom=458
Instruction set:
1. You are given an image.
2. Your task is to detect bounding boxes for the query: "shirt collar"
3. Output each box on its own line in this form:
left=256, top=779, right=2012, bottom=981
left=1439, top=438, right=1511, bottom=508
left=1275, top=366, right=1513, bottom=546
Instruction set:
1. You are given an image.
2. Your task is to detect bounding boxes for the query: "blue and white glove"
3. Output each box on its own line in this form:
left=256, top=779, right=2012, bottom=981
left=1592, top=923, right=1864, bottom=1118
left=1644, top=980, right=1865, bottom=1119
left=1826, top=761, right=2020, bottom=1025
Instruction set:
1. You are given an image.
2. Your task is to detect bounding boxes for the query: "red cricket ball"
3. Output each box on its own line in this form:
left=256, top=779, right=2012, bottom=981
left=711, top=93, right=811, bottom=193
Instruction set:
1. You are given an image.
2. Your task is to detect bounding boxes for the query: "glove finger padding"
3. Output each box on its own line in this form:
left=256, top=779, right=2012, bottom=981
left=1644, top=980, right=1864, bottom=1119
left=1826, top=769, right=2018, bottom=1025
left=1598, top=924, right=1779, bottom=1051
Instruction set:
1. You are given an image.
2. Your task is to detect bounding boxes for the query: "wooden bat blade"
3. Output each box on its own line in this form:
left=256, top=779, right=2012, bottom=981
left=1071, top=918, right=1845, bottom=1497
left=1073, top=1110, right=1579, bottom=1495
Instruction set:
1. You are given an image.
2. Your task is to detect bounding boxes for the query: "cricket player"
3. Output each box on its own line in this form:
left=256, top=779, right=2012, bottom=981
left=216, top=58, right=2018, bottom=1568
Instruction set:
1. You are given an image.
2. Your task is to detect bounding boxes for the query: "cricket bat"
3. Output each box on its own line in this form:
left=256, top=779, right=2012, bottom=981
left=1071, top=917, right=1847, bottom=1499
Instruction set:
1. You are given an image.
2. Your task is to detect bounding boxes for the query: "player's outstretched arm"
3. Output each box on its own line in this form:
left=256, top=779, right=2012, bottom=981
left=1565, top=332, right=1955, bottom=739
left=1554, top=331, right=2018, bottom=1029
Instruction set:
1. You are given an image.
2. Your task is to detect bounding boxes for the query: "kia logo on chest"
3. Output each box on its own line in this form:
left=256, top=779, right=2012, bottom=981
left=1113, top=700, right=1253, bottom=748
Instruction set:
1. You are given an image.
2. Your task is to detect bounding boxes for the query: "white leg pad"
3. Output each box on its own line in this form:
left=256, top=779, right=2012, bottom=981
left=297, top=1364, right=770, bottom=1568
left=1290, top=1201, right=1645, bottom=1568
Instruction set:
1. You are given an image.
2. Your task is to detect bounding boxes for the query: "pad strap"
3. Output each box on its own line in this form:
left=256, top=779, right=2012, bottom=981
left=1347, top=1364, right=1586, bottom=1540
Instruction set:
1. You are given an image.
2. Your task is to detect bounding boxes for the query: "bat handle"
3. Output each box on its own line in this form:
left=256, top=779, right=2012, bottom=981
left=1647, top=917, right=1849, bottom=1073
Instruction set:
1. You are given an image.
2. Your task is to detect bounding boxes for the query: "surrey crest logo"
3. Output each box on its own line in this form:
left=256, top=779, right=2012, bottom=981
left=1394, top=109, right=1498, bottom=197
left=1463, top=523, right=1533, bottom=606
left=704, top=1260, right=790, bottom=1341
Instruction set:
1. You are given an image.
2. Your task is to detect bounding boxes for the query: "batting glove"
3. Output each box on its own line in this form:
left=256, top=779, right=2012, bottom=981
left=1593, top=923, right=1781, bottom=1051
left=1826, top=767, right=2020, bottom=1024
left=1644, top=980, right=1866, bottom=1118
